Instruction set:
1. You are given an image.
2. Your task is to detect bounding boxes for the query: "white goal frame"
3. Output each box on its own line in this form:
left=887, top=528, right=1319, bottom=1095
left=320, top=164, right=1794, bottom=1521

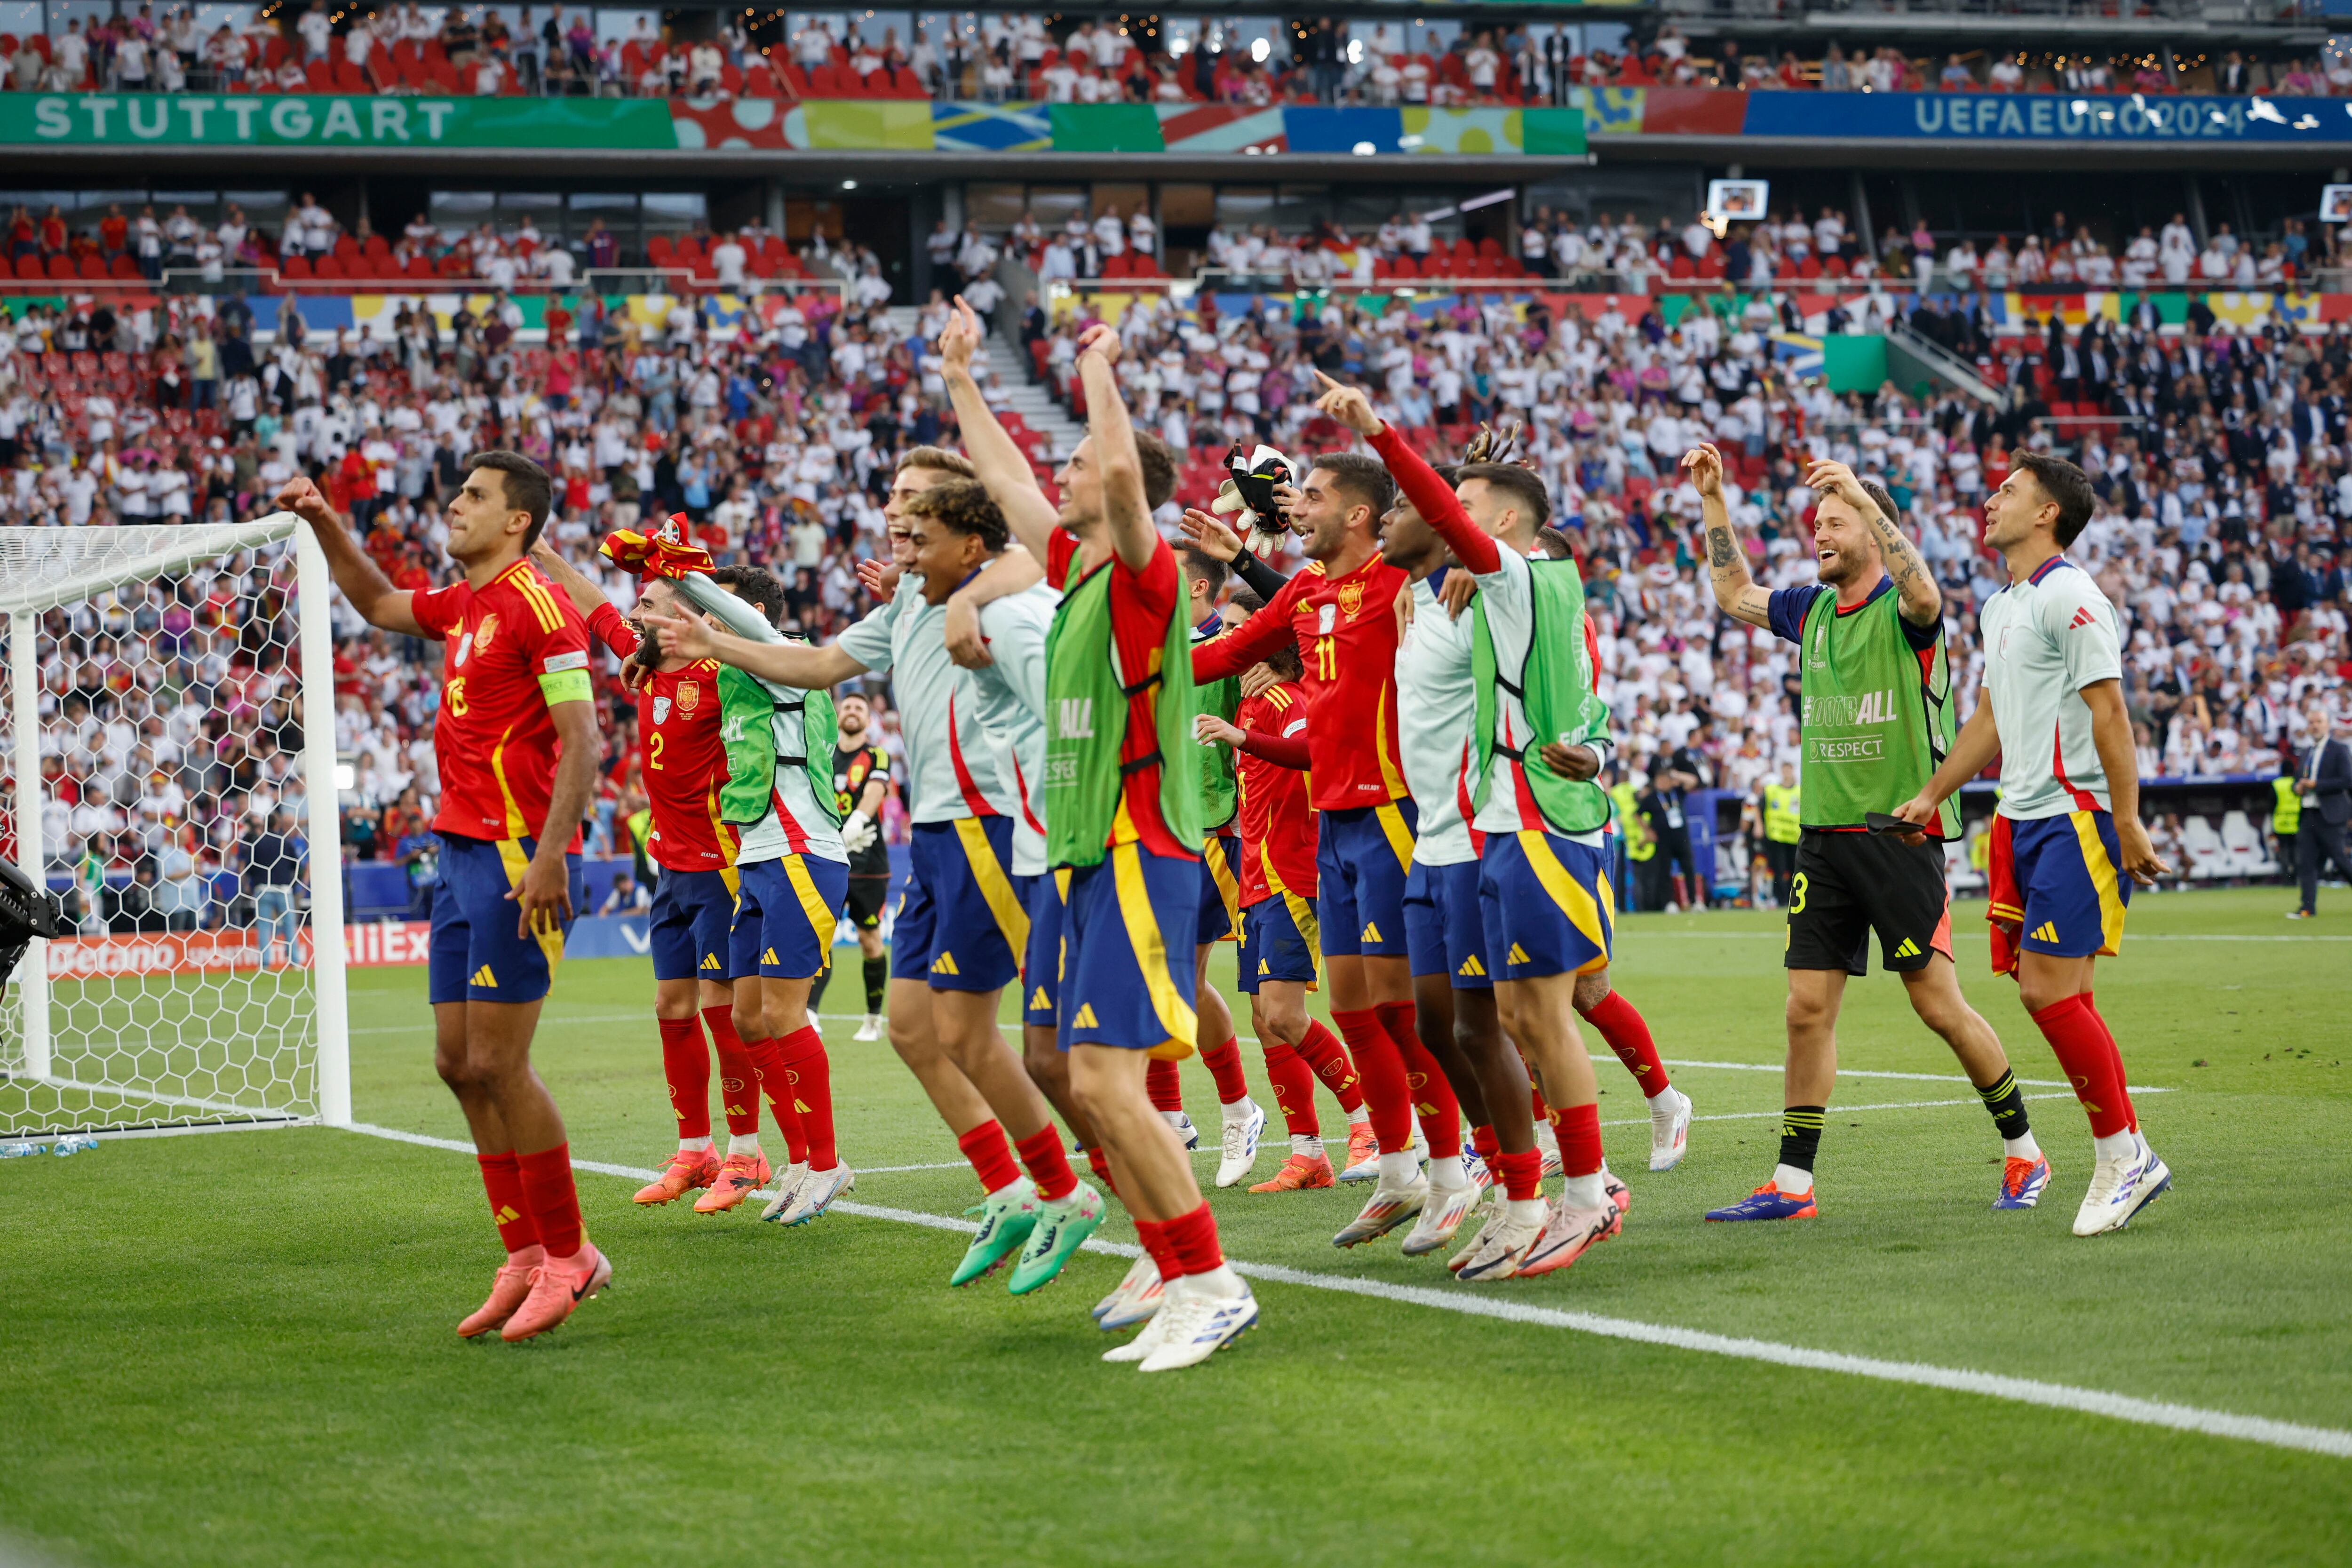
left=2, top=514, right=350, bottom=1131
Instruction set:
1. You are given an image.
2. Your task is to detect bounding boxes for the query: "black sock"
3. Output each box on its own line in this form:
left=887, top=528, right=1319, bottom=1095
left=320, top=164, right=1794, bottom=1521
left=1778, top=1105, right=1826, bottom=1175
left=863, top=954, right=887, bottom=1014
left=809, top=961, right=831, bottom=1011
left=1975, top=1069, right=2032, bottom=1143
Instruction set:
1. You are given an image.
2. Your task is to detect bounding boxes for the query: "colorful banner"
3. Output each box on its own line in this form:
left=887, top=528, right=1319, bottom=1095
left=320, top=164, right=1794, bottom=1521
left=1730, top=88, right=2352, bottom=145
left=0, top=92, right=673, bottom=149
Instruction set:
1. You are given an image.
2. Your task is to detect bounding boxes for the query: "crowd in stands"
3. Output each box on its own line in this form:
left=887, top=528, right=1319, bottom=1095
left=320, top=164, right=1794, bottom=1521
left=9, top=202, right=2349, bottom=927
left=3, top=8, right=2344, bottom=107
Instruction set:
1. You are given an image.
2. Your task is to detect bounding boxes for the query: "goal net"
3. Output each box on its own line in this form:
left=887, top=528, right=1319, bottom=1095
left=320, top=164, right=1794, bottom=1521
left=0, top=517, right=350, bottom=1139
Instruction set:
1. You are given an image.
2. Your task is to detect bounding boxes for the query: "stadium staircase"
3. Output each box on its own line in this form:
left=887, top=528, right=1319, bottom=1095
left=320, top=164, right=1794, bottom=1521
left=1884, top=321, right=2010, bottom=410
left=883, top=304, right=1085, bottom=466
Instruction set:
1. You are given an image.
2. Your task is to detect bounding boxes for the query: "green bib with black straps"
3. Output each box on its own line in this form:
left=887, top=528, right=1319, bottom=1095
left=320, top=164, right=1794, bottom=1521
left=1041, top=557, right=1203, bottom=868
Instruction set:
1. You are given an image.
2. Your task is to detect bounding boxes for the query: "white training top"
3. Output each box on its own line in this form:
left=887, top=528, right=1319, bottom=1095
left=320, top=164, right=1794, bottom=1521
left=1978, top=554, right=2124, bottom=820
left=964, top=581, right=1059, bottom=876
left=1394, top=571, right=1479, bottom=866
left=675, top=573, right=845, bottom=867
left=835, top=574, right=1018, bottom=825
left=1465, top=547, right=1611, bottom=845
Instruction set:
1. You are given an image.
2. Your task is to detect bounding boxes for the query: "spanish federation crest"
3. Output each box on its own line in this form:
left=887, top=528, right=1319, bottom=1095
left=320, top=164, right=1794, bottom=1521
left=473, top=612, right=500, bottom=653
left=675, top=679, right=701, bottom=716
left=1337, top=581, right=1365, bottom=619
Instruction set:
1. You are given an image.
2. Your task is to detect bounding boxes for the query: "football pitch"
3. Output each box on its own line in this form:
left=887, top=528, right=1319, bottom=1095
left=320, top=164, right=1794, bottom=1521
left=3, top=887, right=2349, bottom=1566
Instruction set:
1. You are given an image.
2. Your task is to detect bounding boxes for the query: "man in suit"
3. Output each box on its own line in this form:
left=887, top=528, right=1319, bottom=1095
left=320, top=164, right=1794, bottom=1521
left=2288, top=704, right=2352, bottom=919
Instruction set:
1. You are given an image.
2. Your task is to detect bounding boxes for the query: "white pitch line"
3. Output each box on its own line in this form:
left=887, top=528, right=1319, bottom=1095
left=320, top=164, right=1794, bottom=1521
left=332, top=1120, right=2344, bottom=1460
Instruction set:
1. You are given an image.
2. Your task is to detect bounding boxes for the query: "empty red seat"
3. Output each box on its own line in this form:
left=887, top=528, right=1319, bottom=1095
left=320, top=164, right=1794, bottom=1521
left=280, top=255, right=312, bottom=279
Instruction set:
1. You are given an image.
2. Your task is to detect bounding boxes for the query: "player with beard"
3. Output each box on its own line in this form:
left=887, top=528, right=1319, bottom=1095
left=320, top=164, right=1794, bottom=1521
left=1683, top=444, right=2042, bottom=1221
left=814, top=692, right=892, bottom=1043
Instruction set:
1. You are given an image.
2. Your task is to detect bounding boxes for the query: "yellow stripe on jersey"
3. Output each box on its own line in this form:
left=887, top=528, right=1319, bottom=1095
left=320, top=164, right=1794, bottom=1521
left=501, top=561, right=567, bottom=633
left=489, top=727, right=529, bottom=839
left=1111, top=839, right=1197, bottom=1057
left=954, top=816, right=1030, bottom=955
left=1373, top=679, right=1409, bottom=799
left=2067, top=810, right=2128, bottom=957
left=496, top=835, right=566, bottom=969
left=1518, top=830, right=1611, bottom=975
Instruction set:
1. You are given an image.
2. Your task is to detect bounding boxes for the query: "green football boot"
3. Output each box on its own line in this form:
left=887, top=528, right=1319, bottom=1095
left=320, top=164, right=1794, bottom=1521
left=949, top=1182, right=1039, bottom=1287
left=1006, top=1180, right=1104, bottom=1296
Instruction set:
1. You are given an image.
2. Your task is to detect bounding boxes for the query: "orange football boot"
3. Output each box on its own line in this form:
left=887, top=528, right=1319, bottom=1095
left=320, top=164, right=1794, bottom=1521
left=634, top=1147, right=722, bottom=1205
left=457, top=1255, right=541, bottom=1338
left=500, top=1245, right=613, bottom=1342
left=1249, top=1151, right=1336, bottom=1192
left=1341, top=1122, right=1379, bottom=1176
left=692, top=1151, right=773, bottom=1214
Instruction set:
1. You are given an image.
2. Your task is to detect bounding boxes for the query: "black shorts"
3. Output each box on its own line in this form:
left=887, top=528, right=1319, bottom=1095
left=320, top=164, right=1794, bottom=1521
left=843, top=873, right=890, bottom=931
left=1785, top=829, right=1952, bottom=976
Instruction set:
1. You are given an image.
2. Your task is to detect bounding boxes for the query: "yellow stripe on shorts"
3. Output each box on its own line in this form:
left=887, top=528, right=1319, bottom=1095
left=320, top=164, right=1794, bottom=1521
left=2066, top=810, right=2128, bottom=957
left=1112, top=841, right=1197, bottom=1056
left=954, top=816, right=1031, bottom=957
left=496, top=836, right=566, bottom=971
left=1518, top=830, right=1610, bottom=975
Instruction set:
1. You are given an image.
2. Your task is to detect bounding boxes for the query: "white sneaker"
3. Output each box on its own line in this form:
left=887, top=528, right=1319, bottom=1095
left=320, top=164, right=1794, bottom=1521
left=1649, top=1087, right=1692, bottom=1172
left=1447, top=1210, right=1503, bottom=1273
left=1214, top=1099, right=1266, bottom=1188
left=778, top=1162, right=855, bottom=1225
left=1095, top=1252, right=1156, bottom=1321
left=1517, top=1194, right=1623, bottom=1277
left=853, top=1012, right=883, bottom=1042
left=1454, top=1208, right=1546, bottom=1281
left=1399, top=1174, right=1479, bottom=1257
left=1162, top=1111, right=1200, bottom=1151
left=1138, top=1279, right=1259, bottom=1372
left=1332, top=1174, right=1429, bottom=1248
left=2072, top=1133, right=2172, bottom=1237
left=1099, top=1258, right=1166, bottom=1330
left=758, top=1162, right=811, bottom=1222
left=1103, top=1273, right=1182, bottom=1360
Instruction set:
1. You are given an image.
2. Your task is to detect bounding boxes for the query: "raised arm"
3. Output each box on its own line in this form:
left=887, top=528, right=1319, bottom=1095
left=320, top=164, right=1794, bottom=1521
left=276, top=473, right=423, bottom=636
left=1683, top=443, right=1770, bottom=629
left=1808, top=458, right=1941, bottom=626
left=531, top=540, right=637, bottom=658
left=1073, top=324, right=1157, bottom=573
left=939, top=295, right=1060, bottom=563
left=1191, top=591, right=1298, bottom=684
left=1318, top=370, right=1502, bottom=574
left=1178, top=508, right=1292, bottom=600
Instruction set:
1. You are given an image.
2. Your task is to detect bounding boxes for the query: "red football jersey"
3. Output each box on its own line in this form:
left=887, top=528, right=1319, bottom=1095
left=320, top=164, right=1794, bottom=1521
left=1192, top=553, right=1409, bottom=812
left=1234, top=680, right=1318, bottom=906
left=588, top=602, right=738, bottom=875
left=410, top=559, right=594, bottom=848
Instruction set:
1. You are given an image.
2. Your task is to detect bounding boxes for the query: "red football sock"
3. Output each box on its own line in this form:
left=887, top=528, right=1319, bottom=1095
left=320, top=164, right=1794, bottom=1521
left=1378, top=999, right=1462, bottom=1158
left=476, top=1150, right=540, bottom=1256
left=771, top=1025, right=835, bottom=1170
left=1295, top=1020, right=1364, bottom=1113
left=1013, top=1124, right=1078, bottom=1203
left=657, top=1015, right=712, bottom=1140
left=1199, top=1037, right=1250, bottom=1104
left=1547, top=1102, right=1604, bottom=1179
left=728, top=1014, right=809, bottom=1165
left=1578, top=991, right=1672, bottom=1096
left=1494, top=1147, right=1543, bottom=1202
left=2032, top=994, right=2133, bottom=1138
left=1471, top=1123, right=1502, bottom=1164
left=1085, top=1143, right=1117, bottom=1194
left=1160, top=1200, right=1224, bottom=1277
left=1530, top=1082, right=1551, bottom=1124
left=1260, top=1041, right=1320, bottom=1137
left=1334, top=1007, right=1412, bottom=1152
left=957, top=1119, right=1023, bottom=1194
left=515, top=1143, right=584, bottom=1259
left=1146, top=1056, right=1185, bottom=1114
left=706, top=1007, right=764, bottom=1138
left=1132, top=1217, right=1180, bottom=1280
left=2082, top=992, right=2139, bottom=1132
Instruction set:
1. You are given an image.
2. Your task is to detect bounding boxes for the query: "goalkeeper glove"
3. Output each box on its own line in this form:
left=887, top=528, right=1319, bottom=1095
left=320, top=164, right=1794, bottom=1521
left=840, top=810, right=878, bottom=855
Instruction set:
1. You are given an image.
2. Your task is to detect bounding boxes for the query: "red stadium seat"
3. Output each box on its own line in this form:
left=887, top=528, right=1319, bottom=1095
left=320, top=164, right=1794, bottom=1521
left=281, top=255, right=312, bottom=279
left=45, top=255, right=73, bottom=280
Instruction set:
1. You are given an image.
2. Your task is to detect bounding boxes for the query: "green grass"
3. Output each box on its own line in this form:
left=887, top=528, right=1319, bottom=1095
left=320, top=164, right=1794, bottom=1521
left=3, top=887, right=2350, bottom=1566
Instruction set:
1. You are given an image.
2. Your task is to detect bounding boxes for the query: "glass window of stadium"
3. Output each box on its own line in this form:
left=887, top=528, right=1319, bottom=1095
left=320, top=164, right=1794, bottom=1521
left=0, top=186, right=285, bottom=229
left=0, top=3, right=37, bottom=40
left=596, top=8, right=658, bottom=47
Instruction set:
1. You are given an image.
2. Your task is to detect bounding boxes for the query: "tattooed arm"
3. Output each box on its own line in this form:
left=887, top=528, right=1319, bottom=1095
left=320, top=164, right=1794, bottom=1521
left=1806, top=458, right=1942, bottom=628
left=1681, top=443, right=1770, bottom=629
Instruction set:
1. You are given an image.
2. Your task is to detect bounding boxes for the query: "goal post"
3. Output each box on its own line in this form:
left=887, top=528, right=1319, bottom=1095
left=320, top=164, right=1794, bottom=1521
left=0, top=515, right=350, bottom=1138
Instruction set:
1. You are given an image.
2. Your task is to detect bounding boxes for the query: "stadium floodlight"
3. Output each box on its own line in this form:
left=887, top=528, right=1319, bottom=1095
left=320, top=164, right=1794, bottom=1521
left=1, top=513, right=350, bottom=1139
